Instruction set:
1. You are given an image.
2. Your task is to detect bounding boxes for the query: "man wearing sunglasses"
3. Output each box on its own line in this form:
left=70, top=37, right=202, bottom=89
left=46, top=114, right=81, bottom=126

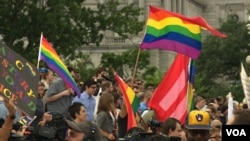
left=185, top=110, right=211, bottom=141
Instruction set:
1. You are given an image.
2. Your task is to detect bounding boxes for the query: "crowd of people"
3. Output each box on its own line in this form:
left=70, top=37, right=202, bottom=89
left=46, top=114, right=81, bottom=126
left=1, top=66, right=250, bottom=141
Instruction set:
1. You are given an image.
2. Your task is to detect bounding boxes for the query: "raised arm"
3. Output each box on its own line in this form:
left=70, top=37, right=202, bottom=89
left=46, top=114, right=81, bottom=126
left=0, top=99, right=16, bottom=141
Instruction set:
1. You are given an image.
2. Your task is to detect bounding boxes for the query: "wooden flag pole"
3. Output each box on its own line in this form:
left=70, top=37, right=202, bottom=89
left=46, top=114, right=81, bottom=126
left=132, top=48, right=141, bottom=83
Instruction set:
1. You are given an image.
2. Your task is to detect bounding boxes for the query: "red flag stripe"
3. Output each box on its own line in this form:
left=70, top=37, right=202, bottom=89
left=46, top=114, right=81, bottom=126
left=159, top=69, right=187, bottom=110
left=148, top=54, right=189, bottom=123
left=165, top=88, right=187, bottom=115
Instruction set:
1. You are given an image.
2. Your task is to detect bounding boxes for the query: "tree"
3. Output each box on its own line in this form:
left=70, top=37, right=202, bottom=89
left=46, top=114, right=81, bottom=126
left=99, top=48, right=163, bottom=86
left=142, top=66, right=164, bottom=87
left=195, top=15, right=250, bottom=101
left=100, top=48, right=150, bottom=78
left=0, top=0, right=144, bottom=64
left=67, top=52, right=95, bottom=81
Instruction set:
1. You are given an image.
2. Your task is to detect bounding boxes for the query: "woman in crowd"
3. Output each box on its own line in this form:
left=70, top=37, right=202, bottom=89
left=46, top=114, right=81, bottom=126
left=96, top=93, right=117, bottom=141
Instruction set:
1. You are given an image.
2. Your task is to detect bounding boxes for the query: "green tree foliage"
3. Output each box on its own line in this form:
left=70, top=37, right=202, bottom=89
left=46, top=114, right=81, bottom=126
left=100, top=48, right=163, bottom=86
left=0, top=0, right=143, bottom=64
left=67, top=52, right=96, bottom=81
left=142, top=66, right=164, bottom=87
left=100, top=48, right=150, bottom=78
left=195, top=15, right=250, bottom=101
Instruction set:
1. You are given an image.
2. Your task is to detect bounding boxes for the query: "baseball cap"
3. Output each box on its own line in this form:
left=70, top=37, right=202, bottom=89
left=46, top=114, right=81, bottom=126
left=65, top=119, right=96, bottom=134
left=186, top=110, right=211, bottom=129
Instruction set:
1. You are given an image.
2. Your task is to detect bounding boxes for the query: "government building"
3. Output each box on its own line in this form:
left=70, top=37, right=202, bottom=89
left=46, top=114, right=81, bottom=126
left=79, top=0, right=250, bottom=73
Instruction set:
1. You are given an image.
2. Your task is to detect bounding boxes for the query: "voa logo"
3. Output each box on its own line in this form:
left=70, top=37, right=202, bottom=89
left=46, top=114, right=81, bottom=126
left=226, top=129, right=246, bottom=136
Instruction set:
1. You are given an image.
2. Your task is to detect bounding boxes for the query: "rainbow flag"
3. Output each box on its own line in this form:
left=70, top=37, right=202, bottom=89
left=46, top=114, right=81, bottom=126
left=114, top=73, right=140, bottom=130
left=187, top=59, right=195, bottom=112
left=38, top=34, right=81, bottom=97
left=140, top=5, right=226, bottom=59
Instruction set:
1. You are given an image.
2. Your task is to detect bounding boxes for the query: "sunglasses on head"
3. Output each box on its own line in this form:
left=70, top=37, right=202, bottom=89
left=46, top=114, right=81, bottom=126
left=189, top=129, right=209, bottom=136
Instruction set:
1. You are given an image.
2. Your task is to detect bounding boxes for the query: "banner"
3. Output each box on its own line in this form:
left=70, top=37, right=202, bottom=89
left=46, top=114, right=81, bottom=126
left=0, top=41, right=39, bottom=117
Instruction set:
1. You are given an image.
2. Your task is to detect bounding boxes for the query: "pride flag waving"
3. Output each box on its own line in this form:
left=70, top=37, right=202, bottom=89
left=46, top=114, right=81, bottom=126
left=37, top=34, right=81, bottom=97
left=140, top=5, right=226, bottom=59
left=114, top=73, right=140, bottom=130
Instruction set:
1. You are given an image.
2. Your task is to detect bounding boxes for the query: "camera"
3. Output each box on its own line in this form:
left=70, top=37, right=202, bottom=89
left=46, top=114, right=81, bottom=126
left=148, top=118, right=163, bottom=133
left=18, top=112, right=66, bottom=141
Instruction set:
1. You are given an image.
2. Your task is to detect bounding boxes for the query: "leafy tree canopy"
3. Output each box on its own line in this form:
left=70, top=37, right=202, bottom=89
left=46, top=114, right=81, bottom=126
left=100, top=48, right=150, bottom=78
left=99, top=48, right=163, bottom=86
left=195, top=15, right=250, bottom=101
left=0, top=0, right=144, bottom=64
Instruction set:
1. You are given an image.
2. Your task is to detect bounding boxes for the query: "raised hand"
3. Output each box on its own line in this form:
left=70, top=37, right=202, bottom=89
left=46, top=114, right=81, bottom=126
left=4, top=99, right=16, bottom=115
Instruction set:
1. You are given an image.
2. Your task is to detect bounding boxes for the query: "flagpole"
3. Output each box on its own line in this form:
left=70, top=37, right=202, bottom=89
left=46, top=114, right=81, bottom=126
left=132, top=48, right=141, bottom=83
left=37, top=33, right=43, bottom=68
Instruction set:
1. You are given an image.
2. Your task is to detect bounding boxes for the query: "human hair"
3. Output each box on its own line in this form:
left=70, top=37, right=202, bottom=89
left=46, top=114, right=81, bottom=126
left=206, top=104, right=216, bottom=114
left=242, top=103, right=248, bottom=109
left=83, top=78, right=98, bottom=89
left=97, top=93, right=114, bottom=114
left=144, top=90, right=153, bottom=100
left=38, top=81, right=45, bottom=87
left=40, top=69, right=53, bottom=79
left=95, top=67, right=106, bottom=76
left=111, top=92, right=121, bottom=105
left=209, top=127, right=218, bottom=135
left=161, top=117, right=181, bottom=135
left=230, top=109, right=250, bottom=125
left=67, top=66, right=76, bottom=73
left=68, top=102, right=85, bottom=119
left=101, top=80, right=112, bottom=92
left=194, top=95, right=206, bottom=104
left=137, top=92, right=145, bottom=102
left=37, top=81, right=45, bottom=98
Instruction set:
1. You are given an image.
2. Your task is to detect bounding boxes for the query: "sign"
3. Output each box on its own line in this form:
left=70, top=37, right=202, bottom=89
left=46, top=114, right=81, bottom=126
left=222, top=125, right=250, bottom=140
left=0, top=41, right=39, bottom=117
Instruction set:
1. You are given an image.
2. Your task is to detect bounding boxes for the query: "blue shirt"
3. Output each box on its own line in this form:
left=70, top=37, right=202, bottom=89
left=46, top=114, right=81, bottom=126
left=0, top=101, right=21, bottom=123
left=139, top=102, right=148, bottom=114
left=72, top=92, right=96, bottom=121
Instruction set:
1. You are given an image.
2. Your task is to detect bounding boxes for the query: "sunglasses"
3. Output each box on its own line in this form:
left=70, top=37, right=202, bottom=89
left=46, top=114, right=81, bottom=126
left=189, top=130, right=209, bottom=136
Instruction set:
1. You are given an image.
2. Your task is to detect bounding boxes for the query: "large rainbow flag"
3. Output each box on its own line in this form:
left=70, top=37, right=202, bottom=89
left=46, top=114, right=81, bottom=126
left=140, top=5, right=226, bottom=59
left=37, top=34, right=81, bottom=97
left=114, top=73, right=140, bottom=130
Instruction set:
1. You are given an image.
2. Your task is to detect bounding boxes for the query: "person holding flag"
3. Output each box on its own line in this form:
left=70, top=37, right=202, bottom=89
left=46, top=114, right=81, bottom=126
left=45, top=67, right=76, bottom=140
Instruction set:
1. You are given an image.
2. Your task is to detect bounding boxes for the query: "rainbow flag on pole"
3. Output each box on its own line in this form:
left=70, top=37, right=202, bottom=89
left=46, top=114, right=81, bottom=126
left=140, top=5, right=226, bottom=59
left=114, top=73, right=140, bottom=130
left=38, top=34, right=81, bottom=97
left=188, top=59, right=195, bottom=112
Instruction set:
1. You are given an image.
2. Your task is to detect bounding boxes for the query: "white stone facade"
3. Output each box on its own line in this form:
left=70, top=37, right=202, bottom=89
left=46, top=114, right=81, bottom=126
left=79, top=0, right=250, bottom=73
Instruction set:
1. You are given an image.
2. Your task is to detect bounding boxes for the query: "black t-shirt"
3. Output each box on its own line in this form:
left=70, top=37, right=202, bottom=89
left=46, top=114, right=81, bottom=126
left=117, top=114, right=128, bottom=138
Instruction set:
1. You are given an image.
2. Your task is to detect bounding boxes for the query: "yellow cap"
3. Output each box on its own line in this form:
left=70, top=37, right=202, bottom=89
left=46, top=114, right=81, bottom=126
left=186, top=110, right=211, bottom=129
